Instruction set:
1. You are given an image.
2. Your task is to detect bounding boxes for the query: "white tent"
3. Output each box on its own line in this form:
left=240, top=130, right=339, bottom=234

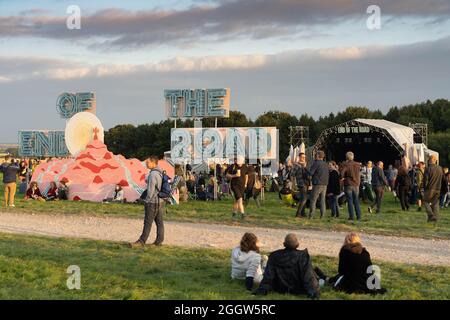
left=355, top=119, right=439, bottom=165
left=355, top=119, right=415, bottom=148
left=300, top=142, right=306, bottom=154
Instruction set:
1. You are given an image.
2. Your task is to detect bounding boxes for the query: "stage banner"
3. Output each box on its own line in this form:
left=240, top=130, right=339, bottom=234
left=171, top=127, right=278, bottom=165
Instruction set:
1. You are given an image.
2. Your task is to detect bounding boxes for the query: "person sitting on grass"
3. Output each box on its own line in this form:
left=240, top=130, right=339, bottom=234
left=314, top=232, right=386, bottom=295
left=279, top=180, right=296, bottom=207
left=58, top=180, right=69, bottom=200
left=103, top=184, right=125, bottom=203
left=25, top=181, right=46, bottom=202
left=18, top=178, right=28, bottom=195
left=254, top=234, right=320, bottom=299
left=45, top=181, right=59, bottom=201
left=196, top=185, right=207, bottom=201
left=231, top=233, right=268, bottom=291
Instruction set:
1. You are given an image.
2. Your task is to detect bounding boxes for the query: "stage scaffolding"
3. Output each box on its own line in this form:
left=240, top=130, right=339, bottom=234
left=409, top=123, right=428, bottom=145
left=289, top=126, right=309, bottom=147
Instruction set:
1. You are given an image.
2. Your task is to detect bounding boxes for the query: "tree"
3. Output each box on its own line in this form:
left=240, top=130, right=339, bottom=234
left=4, top=147, right=19, bottom=158
left=104, top=124, right=137, bottom=158
left=255, top=111, right=299, bottom=159
left=428, top=132, right=450, bottom=167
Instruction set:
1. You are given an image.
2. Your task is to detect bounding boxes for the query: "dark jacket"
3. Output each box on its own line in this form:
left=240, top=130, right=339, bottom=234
left=442, top=173, right=449, bottom=195
left=327, top=169, right=341, bottom=195
left=371, top=166, right=388, bottom=188
left=26, top=187, right=43, bottom=199
left=291, top=163, right=309, bottom=188
left=395, top=173, right=411, bottom=190
left=423, top=164, right=443, bottom=192
left=257, top=248, right=320, bottom=298
left=337, top=243, right=374, bottom=294
left=0, top=162, right=20, bottom=184
left=309, top=160, right=329, bottom=186
left=340, top=161, right=361, bottom=187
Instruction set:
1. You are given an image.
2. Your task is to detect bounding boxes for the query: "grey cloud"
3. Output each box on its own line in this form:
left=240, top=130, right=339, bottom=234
left=1, top=36, right=449, bottom=143
left=1, top=0, right=450, bottom=49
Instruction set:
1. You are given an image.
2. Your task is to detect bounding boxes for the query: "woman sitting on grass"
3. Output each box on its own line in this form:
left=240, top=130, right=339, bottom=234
left=46, top=181, right=59, bottom=201
left=231, top=233, right=267, bottom=291
left=315, top=232, right=386, bottom=295
left=25, top=181, right=46, bottom=202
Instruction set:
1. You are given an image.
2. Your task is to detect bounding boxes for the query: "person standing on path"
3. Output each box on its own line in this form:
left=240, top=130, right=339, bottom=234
left=369, top=161, right=388, bottom=214
left=423, top=155, right=444, bottom=222
left=340, top=151, right=362, bottom=221
left=308, top=151, right=329, bottom=219
left=0, top=156, right=20, bottom=207
left=131, top=156, right=164, bottom=247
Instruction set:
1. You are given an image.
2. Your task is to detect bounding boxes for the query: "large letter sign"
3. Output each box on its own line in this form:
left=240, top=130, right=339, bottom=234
left=19, top=131, right=68, bottom=157
left=57, top=92, right=96, bottom=119
left=171, top=127, right=278, bottom=164
left=19, top=92, right=96, bottom=157
left=165, top=88, right=230, bottom=119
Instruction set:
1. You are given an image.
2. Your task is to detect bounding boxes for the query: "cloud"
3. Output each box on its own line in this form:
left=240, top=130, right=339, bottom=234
left=3, top=34, right=450, bottom=83
left=1, top=0, right=449, bottom=49
left=0, top=53, right=270, bottom=81
left=1, top=36, right=449, bottom=143
left=19, top=8, right=53, bottom=16
left=0, top=75, right=12, bottom=83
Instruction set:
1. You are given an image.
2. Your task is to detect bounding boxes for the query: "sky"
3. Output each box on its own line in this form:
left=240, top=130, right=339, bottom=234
left=1, top=0, right=450, bottom=143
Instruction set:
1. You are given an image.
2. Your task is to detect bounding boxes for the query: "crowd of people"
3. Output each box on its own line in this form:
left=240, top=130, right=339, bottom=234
left=2, top=151, right=449, bottom=224
left=176, top=157, right=263, bottom=219
left=230, top=231, right=386, bottom=298
left=277, top=151, right=449, bottom=223
left=0, top=156, right=71, bottom=206
left=1, top=153, right=446, bottom=299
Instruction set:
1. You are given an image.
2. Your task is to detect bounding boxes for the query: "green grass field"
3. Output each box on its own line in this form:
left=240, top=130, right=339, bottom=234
left=1, top=173, right=449, bottom=239
left=0, top=232, right=449, bottom=300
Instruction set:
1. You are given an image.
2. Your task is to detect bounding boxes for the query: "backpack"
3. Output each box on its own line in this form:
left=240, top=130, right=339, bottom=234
left=156, top=171, right=173, bottom=200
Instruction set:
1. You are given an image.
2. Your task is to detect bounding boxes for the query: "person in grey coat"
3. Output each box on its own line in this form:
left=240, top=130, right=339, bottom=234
left=131, top=156, right=164, bottom=247
left=308, top=150, right=329, bottom=219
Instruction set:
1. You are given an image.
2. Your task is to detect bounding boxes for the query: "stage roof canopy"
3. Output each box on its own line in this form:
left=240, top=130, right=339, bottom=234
left=313, top=118, right=439, bottom=165
left=354, top=118, right=415, bottom=149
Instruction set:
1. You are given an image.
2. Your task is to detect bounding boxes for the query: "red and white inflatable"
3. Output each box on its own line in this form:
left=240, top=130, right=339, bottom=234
left=32, top=131, right=174, bottom=202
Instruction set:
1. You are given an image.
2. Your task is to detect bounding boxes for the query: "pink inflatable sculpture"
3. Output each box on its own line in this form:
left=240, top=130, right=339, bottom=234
left=32, top=131, right=174, bottom=203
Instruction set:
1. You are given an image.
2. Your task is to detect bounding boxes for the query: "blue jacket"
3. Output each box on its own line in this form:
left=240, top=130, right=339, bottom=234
left=0, top=162, right=19, bottom=184
left=309, top=160, right=329, bottom=186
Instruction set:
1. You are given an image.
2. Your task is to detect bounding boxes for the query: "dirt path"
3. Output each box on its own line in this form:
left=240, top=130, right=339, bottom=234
left=1, top=211, right=449, bottom=266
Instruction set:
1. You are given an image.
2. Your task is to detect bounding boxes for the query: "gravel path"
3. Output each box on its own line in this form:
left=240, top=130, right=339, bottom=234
left=0, top=211, right=449, bottom=267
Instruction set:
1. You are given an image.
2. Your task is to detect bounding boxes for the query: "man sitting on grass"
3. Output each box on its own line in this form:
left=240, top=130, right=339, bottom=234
left=254, top=234, right=320, bottom=299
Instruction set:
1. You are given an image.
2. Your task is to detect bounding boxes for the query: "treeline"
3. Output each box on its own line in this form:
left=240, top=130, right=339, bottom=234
left=104, top=99, right=450, bottom=166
